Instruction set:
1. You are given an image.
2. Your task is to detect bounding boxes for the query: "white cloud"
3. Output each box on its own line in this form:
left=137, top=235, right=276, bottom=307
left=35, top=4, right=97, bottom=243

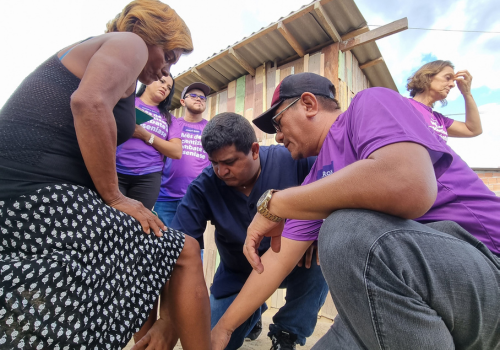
left=1, top=0, right=498, bottom=169
left=360, top=0, right=500, bottom=92
left=447, top=103, right=500, bottom=168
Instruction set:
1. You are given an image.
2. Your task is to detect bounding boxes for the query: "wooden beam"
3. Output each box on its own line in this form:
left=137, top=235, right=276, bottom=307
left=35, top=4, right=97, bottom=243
left=190, top=67, right=222, bottom=91
left=277, top=39, right=334, bottom=67
left=340, top=18, right=408, bottom=52
left=340, top=25, right=370, bottom=41
left=277, top=21, right=305, bottom=57
left=359, top=57, right=384, bottom=70
left=228, top=47, right=256, bottom=77
left=313, top=3, right=341, bottom=42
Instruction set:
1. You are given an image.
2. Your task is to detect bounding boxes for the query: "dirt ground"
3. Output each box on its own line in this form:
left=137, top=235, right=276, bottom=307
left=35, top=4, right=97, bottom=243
left=123, top=308, right=334, bottom=350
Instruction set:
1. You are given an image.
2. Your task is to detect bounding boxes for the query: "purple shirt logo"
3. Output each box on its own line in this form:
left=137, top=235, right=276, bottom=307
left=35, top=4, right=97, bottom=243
left=317, top=161, right=334, bottom=180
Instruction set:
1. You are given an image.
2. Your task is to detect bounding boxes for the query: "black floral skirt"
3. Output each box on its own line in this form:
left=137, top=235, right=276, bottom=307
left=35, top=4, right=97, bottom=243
left=0, top=184, right=185, bottom=349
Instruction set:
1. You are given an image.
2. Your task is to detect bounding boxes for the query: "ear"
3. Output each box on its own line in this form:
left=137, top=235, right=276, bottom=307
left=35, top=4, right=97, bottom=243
left=251, top=142, right=260, bottom=160
left=300, top=92, right=319, bottom=119
left=180, top=99, right=186, bottom=107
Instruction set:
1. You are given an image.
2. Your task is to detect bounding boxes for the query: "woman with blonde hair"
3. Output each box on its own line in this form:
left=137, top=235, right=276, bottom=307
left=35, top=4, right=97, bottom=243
left=0, top=1, right=211, bottom=349
left=406, top=60, right=482, bottom=142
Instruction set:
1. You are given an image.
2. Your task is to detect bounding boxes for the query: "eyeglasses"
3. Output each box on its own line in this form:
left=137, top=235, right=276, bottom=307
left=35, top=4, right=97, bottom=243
left=271, top=97, right=300, bottom=133
left=185, top=93, right=207, bottom=101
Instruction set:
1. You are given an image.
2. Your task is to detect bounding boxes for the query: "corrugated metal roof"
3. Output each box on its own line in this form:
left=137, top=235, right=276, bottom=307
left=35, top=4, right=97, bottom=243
left=170, top=0, right=398, bottom=109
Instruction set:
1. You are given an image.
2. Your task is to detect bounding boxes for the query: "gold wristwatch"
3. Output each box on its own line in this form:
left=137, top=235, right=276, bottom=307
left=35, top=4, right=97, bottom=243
left=257, top=189, right=283, bottom=222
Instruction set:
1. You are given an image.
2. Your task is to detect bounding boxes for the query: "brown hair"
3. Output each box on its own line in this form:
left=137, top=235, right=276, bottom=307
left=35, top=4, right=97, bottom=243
left=406, top=60, right=454, bottom=106
left=106, top=0, right=193, bottom=54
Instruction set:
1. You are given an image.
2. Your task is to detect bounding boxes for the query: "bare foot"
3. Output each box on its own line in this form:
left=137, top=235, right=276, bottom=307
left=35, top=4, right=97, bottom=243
left=131, top=318, right=178, bottom=350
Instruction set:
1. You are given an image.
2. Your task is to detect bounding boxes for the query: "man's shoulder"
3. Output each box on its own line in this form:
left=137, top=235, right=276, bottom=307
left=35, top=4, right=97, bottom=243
left=351, top=87, right=403, bottom=105
left=262, top=144, right=293, bottom=159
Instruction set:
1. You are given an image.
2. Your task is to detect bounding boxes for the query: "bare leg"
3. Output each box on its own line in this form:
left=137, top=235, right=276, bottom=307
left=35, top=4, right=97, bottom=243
left=167, top=235, right=211, bottom=349
left=132, top=236, right=211, bottom=350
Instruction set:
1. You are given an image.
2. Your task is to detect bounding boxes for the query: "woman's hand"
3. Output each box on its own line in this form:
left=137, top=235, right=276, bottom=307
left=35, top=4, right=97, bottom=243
left=132, top=125, right=151, bottom=142
left=106, top=194, right=167, bottom=237
left=211, top=324, right=233, bottom=350
left=455, top=70, right=473, bottom=97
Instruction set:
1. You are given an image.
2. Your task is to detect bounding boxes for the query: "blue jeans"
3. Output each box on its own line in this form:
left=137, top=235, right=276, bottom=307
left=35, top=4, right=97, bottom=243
left=211, top=257, right=328, bottom=349
left=154, top=199, right=203, bottom=261
left=313, top=209, right=500, bottom=350
left=154, top=200, right=181, bottom=227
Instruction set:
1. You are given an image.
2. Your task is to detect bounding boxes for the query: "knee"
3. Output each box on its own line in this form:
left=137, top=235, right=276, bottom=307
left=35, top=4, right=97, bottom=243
left=177, top=235, right=202, bottom=267
left=318, top=209, right=399, bottom=280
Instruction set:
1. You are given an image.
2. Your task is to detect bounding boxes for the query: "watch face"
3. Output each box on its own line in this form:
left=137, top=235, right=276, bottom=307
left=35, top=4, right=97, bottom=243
left=257, top=190, right=269, bottom=207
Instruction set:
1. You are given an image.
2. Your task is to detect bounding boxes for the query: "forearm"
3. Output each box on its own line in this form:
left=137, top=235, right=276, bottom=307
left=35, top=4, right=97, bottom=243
left=217, top=239, right=311, bottom=332
left=72, top=98, right=123, bottom=203
left=463, top=94, right=482, bottom=135
left=152, top=137, right=182, bottom=159
left=269, top=143, right=437, bottom=221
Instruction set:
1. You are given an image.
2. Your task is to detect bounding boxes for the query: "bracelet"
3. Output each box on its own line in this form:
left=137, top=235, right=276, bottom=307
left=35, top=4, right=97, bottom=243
left=147, top=134, right=155, bottom=145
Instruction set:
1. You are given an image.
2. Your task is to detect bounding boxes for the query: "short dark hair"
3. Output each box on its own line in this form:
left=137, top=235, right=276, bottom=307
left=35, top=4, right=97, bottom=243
left=202, top=113, right=257, bottom=157
left=136, top=73, right=175, bottom=125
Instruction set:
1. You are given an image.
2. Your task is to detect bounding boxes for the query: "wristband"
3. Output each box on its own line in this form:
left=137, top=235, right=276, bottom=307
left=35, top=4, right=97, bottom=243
left=147, top=134, right=155, bottom=145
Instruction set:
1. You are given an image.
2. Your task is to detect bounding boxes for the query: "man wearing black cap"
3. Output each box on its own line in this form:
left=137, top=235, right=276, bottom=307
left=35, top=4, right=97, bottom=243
left=154, top=82, right=212, bottom=227
left=211, top=72, right=500, bottom=350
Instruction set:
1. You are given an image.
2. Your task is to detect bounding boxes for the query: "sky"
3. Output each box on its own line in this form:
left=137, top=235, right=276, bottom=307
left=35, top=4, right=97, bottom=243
left=1, top=0, right=498, bottom=167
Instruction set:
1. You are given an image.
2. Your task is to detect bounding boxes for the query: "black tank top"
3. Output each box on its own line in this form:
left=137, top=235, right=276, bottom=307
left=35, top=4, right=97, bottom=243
left=0, top=54, right=136, bottom=200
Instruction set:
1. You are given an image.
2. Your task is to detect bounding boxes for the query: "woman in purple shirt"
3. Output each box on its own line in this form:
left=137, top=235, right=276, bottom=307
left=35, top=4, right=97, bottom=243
left=116, top=73, right=182, bottom=209
left=406, top=60, right=482, bottom=142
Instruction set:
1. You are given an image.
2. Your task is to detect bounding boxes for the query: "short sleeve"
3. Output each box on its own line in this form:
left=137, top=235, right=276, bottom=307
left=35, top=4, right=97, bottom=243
left=167, top=115, right=182, bottom=140
left=170, top=180, right=211, bottom=248
left=434, top=111, right=455, bottom=129
left=348, top=88, right=453, bottom=179
left=282, top=219, right=322, bottom=241
left=282, top=161, right=322, bottom=241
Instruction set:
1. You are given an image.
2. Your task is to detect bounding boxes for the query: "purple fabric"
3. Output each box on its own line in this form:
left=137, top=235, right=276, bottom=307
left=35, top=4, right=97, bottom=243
left=116, top=98, right=181, bottom=175
left=282, top=88, right=500, bottom=255
left=157, top=118, right=210, bottom=201
left=408, top=98, right=455, bottom=142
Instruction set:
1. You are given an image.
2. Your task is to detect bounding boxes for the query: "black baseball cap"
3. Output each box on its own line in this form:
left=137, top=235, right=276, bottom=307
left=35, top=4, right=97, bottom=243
left=253, top=72, right=336, bottom=134
left=181, top=82, right=211, bottom=99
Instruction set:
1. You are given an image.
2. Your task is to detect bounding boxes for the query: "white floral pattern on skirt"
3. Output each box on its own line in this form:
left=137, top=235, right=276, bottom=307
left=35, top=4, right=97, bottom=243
left=0, top=184, right=185, bottom=349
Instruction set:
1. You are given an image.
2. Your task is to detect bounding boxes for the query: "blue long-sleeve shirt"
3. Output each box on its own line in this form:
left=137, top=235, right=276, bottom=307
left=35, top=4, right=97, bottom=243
left=171, top=145, right=315, bottom=298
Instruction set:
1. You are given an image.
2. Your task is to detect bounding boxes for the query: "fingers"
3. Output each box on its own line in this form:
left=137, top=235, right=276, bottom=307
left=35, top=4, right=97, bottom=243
left=455, top=70, right=472, bottom=81
left=243, top=238, right=264, bottom=274
left=297, top=255, right=304, bottom=267
left=270, top=235, right=281, bottom=253
left=131, top=333, right=151, bottom=350
left=316, top=246, right=320, bottom=266
left=139, top=210, right=166, bottom=237
left=305, top=244, right=314, bottom=269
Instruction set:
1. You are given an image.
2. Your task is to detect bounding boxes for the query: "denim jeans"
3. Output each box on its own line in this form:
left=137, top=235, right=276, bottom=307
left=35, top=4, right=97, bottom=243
left=153, top=200, right=182, bottom=227
left=313, top=209, right=500, bottom=350
left=211, top=256, right=329, bottom=349
left=154, top=199, right=204, bottom=261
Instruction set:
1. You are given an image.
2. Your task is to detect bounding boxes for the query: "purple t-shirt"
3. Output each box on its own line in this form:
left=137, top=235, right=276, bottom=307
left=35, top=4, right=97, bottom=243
left=408, top=98, right=454, bottom=142
left=282, top=88, right=500, bottom=256
left=116, top=97, right=182, bottom=175
left=157, top=117, right=210, bottom=201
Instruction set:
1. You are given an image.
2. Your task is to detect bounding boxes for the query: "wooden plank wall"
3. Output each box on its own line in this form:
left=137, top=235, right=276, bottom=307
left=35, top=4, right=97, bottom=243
left=168, top=42, right=371, bottom=319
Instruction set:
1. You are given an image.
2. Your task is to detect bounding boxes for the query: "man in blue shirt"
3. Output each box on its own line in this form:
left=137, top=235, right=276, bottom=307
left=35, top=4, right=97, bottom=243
left=170, top=113, right=328, bottom=350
